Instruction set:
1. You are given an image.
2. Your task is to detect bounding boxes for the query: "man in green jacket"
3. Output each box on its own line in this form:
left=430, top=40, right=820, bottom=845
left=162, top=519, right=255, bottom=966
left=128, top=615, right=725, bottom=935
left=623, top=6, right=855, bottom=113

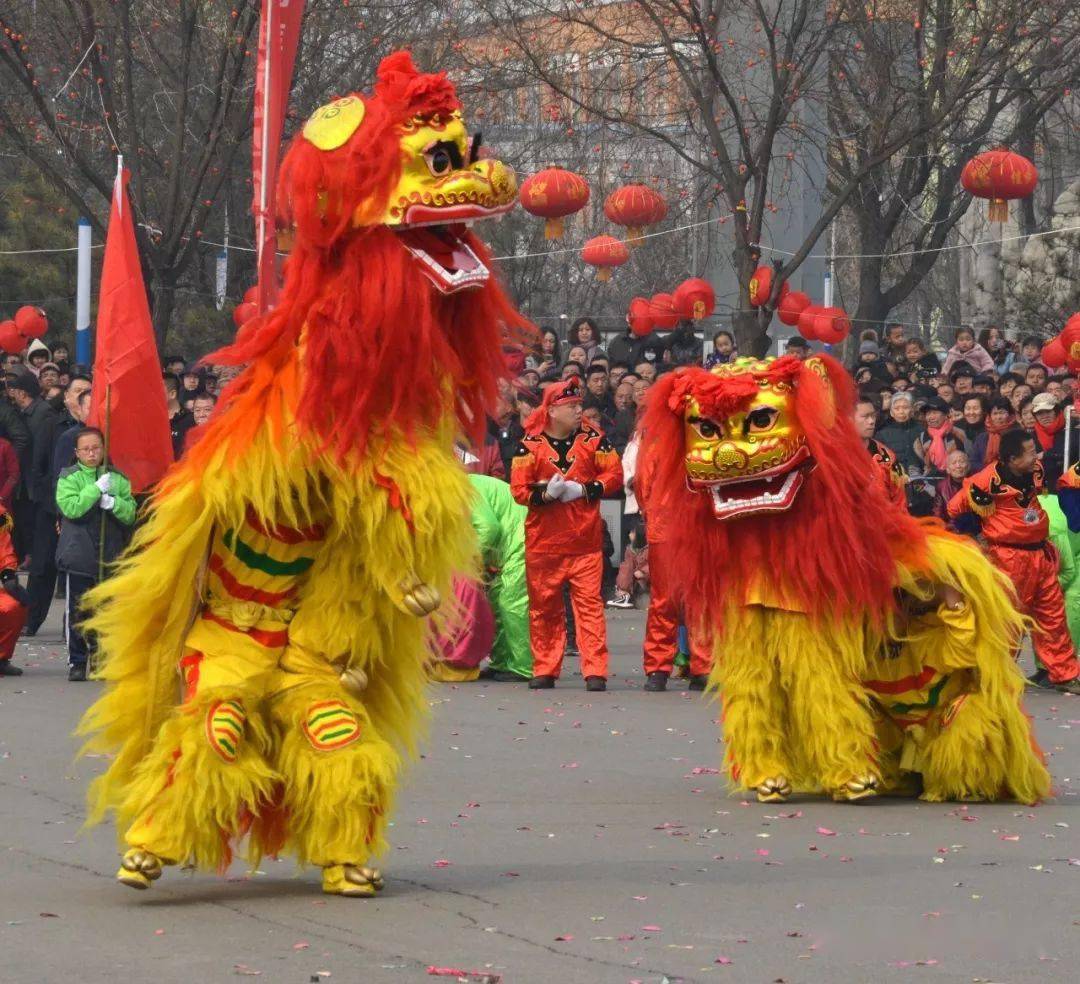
left=470, top=475, right=531, bottom=681
left=1035, top=493, right=1080, bottom=688
left=55, top=427, right=137, bottom=681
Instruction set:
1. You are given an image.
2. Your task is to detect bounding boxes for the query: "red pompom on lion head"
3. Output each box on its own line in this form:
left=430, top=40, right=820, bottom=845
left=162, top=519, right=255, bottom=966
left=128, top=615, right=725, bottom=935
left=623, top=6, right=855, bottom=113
left=207, top=51, right=530, bottom=463
left=639, top=354, right=927, bottom=627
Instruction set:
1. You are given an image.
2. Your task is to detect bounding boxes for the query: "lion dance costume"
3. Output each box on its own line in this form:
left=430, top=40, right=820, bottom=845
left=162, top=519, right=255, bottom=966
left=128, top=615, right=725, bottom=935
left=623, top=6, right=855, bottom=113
left=77, top=52, right=527, bottom=895
left=640, top=355, right=1049, bottom=804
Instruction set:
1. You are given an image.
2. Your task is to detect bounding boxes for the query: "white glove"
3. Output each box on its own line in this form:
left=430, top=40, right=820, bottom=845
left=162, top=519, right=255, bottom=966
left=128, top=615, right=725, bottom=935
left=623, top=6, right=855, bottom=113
left=100, top=493, right=116, bottom=511
left=545, top=473, right=567, bottom=500
left=558, top=480, right=586, bottom=502
left=95, top=472, right=112, bottom=493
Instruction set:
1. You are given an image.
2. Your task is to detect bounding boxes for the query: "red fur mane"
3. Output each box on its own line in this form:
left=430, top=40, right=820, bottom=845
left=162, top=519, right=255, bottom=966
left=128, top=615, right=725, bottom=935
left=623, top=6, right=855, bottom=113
left=208, top=51, right=528, bottom=459
left=639, top=355, right=928, bottom=627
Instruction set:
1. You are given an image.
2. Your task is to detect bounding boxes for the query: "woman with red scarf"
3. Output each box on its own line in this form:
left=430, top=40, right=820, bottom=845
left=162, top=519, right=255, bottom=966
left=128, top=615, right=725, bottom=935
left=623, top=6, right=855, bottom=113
left=914, top=397, right=966, bottom=475
left=1031, top=392, right=1075, bottom=491
left=970, top=397, right=1018, bottom=471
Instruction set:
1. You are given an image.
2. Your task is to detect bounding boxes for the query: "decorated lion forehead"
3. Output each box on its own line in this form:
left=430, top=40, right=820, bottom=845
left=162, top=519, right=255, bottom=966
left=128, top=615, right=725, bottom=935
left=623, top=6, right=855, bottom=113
left=279, top=50, right=517, bottom=292
left=660, top=355, right=838, bottom=520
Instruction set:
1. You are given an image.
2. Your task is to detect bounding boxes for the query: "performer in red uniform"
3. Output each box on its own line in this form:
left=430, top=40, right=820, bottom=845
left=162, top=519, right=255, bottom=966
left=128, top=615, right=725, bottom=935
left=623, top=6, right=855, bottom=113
left=636, top=435, right=712, bottom=692
left=511, top=378, right=622, bottom=691
left=854, top=397, right=907, bottom=509
left=949, top=429, right=1080, bottom=693
left=0, top=507, right=28, bottom=677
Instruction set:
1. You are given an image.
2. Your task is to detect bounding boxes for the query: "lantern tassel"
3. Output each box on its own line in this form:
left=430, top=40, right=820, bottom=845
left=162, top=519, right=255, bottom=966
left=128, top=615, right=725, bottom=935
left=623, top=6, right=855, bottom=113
left=596, top=268, right=613, bottom=282
left=627, top=227, right=644, bottom=247
left=988, top=199, right=1008, bottom=222
left=544, top=216, right=565, bottom=240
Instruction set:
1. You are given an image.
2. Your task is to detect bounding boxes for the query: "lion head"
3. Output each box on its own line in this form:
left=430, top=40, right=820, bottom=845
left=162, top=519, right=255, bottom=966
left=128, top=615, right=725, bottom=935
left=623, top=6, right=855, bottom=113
left=639, top=353, right=926, bottom=623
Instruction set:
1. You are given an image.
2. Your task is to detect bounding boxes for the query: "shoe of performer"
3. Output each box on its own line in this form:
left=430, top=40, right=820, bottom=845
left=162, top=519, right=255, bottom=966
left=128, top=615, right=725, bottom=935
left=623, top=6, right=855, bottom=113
left=477, top=666, right=497, bottom=680
left=116, top=848, right=165, bottom=890
left=1026, top=669, right=1052, bottom=690
left=492, top=671, right=528, bottom=682
left=643, top=670, right=668, bottom=692
left=563, top=644, right=580, bottom=660
left=606, top=592, right=634, bottom=609
left=1052, top=676, right=1080, bottom=696
left=0, top=660, right=23, bottom=677
left=585, top=676, right=607, bottom=692
left=687, top=674, right=709, bottom=691
left=321, top=863, right=385, bottom=898
left=528, top=674, right=556, bottom=689
left=68, top=664, right=87, bottom=682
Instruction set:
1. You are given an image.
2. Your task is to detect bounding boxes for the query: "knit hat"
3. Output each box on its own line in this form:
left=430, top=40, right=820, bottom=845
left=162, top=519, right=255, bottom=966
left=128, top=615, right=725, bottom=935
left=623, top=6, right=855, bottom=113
left=859, top=340, right=879, bottom=356
left=524, top=376, right=582, bottom=435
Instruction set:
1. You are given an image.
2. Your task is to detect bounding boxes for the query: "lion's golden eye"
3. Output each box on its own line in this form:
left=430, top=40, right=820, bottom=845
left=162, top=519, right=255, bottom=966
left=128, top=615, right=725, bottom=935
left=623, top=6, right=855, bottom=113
left=746, top=407, right=778, bottom=433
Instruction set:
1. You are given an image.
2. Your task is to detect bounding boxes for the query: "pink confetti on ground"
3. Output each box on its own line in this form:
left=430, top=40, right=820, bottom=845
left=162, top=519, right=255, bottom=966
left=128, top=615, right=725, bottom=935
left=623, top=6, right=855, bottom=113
left=292, top=942, right=309, bottom=951
left=641, top=925, right=662, bottom=932
left=432, top=859, right=452, bottom=867
left=554, top=934, right=574, bottom=941
left=816, top=827, right=837, bottom=836
left=756, top=848, right=770, bottom=856
left=715, top=956, right=734, bottom=965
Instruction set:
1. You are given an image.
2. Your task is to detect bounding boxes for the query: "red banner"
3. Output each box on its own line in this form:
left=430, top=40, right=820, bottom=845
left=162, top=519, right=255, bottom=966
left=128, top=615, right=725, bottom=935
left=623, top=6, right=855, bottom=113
left=252, top=0, right=305, bottom=313
left=88, top=168, right=173, bottom=493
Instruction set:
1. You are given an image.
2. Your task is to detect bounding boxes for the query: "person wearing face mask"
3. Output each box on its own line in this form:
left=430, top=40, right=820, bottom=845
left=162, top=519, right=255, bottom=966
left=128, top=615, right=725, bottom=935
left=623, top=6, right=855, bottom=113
left=510, top=378, right=622, bottom=691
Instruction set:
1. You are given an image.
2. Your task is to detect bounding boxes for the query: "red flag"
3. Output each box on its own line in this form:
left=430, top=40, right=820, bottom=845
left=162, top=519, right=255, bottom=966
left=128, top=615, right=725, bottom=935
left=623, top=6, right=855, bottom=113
left=252, top=0, right=305, bottom=312
left=87, top=167, right=173, bottom=493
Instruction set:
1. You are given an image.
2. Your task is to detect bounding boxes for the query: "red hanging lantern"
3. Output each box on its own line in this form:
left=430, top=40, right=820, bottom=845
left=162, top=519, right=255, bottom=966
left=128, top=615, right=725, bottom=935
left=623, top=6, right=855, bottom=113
left=233, top=302, right=258, bottom=328
left=627, top=297, right=655, bottom=337
left=799, top=306, right=850, bottom=344
left=604, top=183, right=667, bottom=245
left=0, top=320, right=25, bottom=355
left=581, top=235, right=629, bottom=282
left=1042, top=337, right=1067, bottom=369
left=672, top=278, right=715, bottom=320
left=519, top=167, right=590, bottom=239
left=647, top=292, right=681, bottom=329
left=1060, top=315, right=1080, bottom=363
left=960, top=149, right=1038, bottom=222
left=778, top=290, right=811, bottom=327
left=749, top=266, right=784, bottom=308
left=13, top=305, right=47, bottom=339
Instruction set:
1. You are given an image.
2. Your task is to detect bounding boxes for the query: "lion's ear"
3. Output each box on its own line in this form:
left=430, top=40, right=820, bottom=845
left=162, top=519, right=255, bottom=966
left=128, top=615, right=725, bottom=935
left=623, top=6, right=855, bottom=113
left=801, top=356, right=836, bottom=427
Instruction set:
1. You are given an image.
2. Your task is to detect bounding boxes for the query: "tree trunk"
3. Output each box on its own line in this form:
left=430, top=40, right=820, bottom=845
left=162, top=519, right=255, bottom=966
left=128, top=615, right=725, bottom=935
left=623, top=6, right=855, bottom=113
left=152, top=276, right=177, bottom=351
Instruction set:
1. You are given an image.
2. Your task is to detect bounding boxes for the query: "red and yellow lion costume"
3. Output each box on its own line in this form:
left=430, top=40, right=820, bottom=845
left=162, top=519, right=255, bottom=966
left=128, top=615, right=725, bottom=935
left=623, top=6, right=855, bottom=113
left=641, top=355, right=1050, bottom=804
left=77, top=52, right=528, bottom=896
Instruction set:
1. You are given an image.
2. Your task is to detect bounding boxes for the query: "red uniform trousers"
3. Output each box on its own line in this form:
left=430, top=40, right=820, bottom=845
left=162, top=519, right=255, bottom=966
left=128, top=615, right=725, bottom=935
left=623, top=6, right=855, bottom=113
left=989, top=542, right=1080, bottom=683
left=526, top=550, right=609, bottom=679
left=0, top=590, right=26, bottom=662
left=644, top=544, right=713, bottom=676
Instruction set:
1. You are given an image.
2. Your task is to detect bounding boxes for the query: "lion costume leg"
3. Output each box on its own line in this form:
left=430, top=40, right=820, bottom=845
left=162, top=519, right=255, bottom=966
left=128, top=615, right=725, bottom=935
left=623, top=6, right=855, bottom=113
left=714, top=607, right=795, bottom=801
left=919, top=693, right=1051, bottom=804
left=258, top=647, right=397, bottom=897
left=117, top=636, right=282, bottom=887
left=774, top=612, right=881, bottom=800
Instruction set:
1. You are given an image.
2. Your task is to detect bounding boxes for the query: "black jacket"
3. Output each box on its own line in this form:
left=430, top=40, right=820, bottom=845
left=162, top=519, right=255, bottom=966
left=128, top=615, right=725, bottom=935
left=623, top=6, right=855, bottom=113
left=0, top=400, right=31, bottom=475
left=20, top=398, right=63, bottom=506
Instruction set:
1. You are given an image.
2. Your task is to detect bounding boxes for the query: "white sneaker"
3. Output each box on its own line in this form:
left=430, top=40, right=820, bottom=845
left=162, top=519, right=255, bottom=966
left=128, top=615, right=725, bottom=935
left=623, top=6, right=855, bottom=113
left=606, top=592, right=634, bottom=609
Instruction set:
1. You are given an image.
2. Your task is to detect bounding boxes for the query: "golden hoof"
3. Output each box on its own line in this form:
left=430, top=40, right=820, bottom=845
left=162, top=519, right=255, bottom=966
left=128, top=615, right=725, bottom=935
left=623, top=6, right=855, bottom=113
left=117, top=848, right=164, bottom=890
left=399, top=575, right=441, bottom=617
left=322, top=863, right=385, bottom=897
left=756, top=776, right=792, bottom=803
left=833, top=775, right=880, bottom=802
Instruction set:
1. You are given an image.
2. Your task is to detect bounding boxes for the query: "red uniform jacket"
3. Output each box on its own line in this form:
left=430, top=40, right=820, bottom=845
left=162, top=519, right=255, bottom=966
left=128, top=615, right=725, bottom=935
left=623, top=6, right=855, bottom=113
left=510, top=425, right=622, bottom=555
left=866, top=438, right=907, bottom=510
left=947, top=461, right=1047, bottom=545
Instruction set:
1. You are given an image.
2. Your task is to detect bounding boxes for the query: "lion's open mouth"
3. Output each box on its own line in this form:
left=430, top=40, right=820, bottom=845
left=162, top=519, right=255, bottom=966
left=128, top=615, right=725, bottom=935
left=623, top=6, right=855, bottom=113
left=692, top=446, right=814, bottom=520
left=395, top=223, right=495, bottom=294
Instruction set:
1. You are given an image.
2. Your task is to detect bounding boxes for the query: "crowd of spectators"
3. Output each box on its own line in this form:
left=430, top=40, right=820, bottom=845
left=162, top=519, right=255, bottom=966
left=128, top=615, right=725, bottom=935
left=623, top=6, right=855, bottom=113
left=852, top=324, right=1077, bottom=523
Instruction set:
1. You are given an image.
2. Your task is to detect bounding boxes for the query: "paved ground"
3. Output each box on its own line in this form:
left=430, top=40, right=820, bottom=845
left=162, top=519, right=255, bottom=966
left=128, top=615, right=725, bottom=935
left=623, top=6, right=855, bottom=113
left=2, top=603, right=1080, bottom=984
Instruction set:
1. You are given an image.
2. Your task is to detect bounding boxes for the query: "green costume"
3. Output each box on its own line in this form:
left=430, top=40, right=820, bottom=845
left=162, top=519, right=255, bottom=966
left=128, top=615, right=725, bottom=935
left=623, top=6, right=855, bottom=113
left=470, top=475, right=531, bottom=678
left=1041, top=494, right=1080, bottom=648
